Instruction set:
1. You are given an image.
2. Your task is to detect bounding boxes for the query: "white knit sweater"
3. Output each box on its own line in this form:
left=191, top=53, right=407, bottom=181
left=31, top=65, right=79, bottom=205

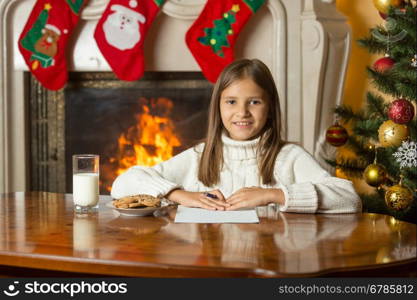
left=111, top=134, right=362, bottom=213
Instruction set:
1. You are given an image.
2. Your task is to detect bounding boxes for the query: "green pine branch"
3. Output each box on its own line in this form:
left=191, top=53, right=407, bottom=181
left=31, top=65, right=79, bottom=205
left=401, top=167, right=417, bottom=191
left=367, top=65, right=416, bottom=101
left=367, top=67, right=401, bottom=97
left=334, top=105, right=366, bottom=122
left=390, top=62, right=417, bottom=99
left=390, top=5, right=417, bottom=38
left=393, top=17, right=416, bottom=42
left=392, top=67, right=417, bottom=85
left=365, top=92, right=388, bottom=117
left=343, top=135, right=375, bottom=160
left=394, top=81, right=417, bottom=100
left=357, top=34, right=387, bottom=54
left=390, top=41, right=415, bottom=58
left=377, top=146, right=402, bottom=178
left=353, top=118, right=384, bottom=140
left=359, top=192, right=389, bottom=214
left=325, top=157, right=369, bottom=178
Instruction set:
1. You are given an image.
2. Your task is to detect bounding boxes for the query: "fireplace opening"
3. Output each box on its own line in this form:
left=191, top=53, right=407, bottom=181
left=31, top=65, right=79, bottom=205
left=29, top=72, right=212, bottom=195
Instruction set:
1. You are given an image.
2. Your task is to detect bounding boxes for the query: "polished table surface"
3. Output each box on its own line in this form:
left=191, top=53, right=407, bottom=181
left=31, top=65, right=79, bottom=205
left=0, top=192, right=416, bottom=277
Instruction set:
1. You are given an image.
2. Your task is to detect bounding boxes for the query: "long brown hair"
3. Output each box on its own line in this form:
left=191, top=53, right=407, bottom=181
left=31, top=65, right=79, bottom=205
left=198, top=59, right=285, bottom=186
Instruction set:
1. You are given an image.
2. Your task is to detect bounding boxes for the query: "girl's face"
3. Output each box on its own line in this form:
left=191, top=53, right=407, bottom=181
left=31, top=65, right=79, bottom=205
left=220, top=77, right=269, bottom=141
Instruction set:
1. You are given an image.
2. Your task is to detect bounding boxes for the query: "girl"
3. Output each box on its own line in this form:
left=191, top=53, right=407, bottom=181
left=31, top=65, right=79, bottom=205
left=111, top=59, right=361, bottom=213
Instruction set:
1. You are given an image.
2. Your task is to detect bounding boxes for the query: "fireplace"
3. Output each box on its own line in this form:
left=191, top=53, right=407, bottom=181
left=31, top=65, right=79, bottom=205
left=1, top=0, right=352, bottom=193
left=29, top=71, right=212, bottom=194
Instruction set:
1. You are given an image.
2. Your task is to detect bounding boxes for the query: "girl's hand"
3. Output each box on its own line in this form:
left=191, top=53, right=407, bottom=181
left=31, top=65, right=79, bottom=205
left=225, top=187, right=284, bottom=210
left=166, top=189, right=229, bottom=210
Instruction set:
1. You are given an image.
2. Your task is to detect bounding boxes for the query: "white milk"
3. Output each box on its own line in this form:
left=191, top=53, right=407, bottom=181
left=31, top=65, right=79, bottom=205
left=73, top=173, right=99, bottom=206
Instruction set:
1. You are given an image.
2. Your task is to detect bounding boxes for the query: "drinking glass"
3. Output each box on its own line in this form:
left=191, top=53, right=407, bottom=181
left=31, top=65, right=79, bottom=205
left=72, top=154, right=99, bottom=213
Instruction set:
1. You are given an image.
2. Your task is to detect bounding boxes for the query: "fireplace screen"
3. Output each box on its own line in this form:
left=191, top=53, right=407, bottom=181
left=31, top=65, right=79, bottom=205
left=29, top=72, right=212, bottom=195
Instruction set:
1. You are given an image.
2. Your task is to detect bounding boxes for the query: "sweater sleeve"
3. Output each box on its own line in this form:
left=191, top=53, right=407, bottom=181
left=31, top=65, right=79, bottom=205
left=110, top=145, right=201, bottom=199
left=277, top=145, right=362, bottom=214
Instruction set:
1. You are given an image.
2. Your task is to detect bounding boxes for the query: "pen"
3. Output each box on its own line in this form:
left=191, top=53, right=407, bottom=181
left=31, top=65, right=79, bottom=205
left=205, top=192, right=218, bottom=199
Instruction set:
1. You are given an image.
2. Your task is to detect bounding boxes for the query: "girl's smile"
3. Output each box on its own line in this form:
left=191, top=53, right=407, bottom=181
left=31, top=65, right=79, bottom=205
left=220, top=78, right=269, bottom=141
left=233, top=121, right=253, bottom=128
left=233, top=121, right=253, bottom=126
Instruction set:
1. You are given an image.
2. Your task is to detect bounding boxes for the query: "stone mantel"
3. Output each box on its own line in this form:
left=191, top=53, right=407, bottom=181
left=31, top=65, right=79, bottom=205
left=0, top=0, right=351, bottom=192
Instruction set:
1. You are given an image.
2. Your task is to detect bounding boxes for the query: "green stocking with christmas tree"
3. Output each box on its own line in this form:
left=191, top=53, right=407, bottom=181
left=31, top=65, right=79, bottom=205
left=186, top=0, right=266, bottom=83
left=18, top=0, right=88, bottom=90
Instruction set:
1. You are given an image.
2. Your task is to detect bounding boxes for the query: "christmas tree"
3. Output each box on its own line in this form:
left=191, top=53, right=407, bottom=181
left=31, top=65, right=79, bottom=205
left=198, top=5, right=239, bottom=57
left=326, top=1, right=417, bottom=223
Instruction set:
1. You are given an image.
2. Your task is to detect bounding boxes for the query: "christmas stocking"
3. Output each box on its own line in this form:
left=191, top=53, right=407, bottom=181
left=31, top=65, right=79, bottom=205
left=18, top=0, right=88, bottom=90
left=186, top=0, right=266, bottom=83
left=94, top=0, right=165, bottom=81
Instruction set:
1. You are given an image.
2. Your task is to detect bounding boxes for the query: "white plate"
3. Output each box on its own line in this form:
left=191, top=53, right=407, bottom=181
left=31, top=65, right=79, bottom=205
left=106, top=201, right=166, bottom=217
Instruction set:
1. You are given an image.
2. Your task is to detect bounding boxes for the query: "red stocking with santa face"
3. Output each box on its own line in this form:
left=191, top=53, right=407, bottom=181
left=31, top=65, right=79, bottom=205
left=94, top=0, right=165, bottom=81
left=186, top=0, right=266, bottom=83
left=18, top=0, right=88, bottom=90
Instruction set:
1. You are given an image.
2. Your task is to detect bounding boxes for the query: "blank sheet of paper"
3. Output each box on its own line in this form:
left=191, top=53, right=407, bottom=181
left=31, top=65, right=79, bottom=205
left=174, top=205, right=259, bottom=223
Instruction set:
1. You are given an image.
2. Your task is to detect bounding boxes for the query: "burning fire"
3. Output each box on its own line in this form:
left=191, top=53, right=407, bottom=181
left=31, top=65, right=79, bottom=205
left=104, top=97, right=181, bottom=192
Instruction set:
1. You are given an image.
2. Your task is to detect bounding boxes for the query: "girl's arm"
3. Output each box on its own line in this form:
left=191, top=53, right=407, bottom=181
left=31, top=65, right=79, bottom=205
left=110, top=146, right=198, bottom=199
left=226, top=187, right=285, bottom=210
left=277, top=145, right=362, bottom=214
left=110, top=165, right=180, bottom=199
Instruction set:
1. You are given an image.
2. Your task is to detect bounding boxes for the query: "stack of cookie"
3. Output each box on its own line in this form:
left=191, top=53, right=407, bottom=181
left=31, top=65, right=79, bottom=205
left=112, top=194, right=161, bottom=209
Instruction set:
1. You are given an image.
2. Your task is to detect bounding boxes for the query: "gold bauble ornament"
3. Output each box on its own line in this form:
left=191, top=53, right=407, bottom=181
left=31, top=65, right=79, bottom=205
left=363, top=163, right=387, bottom=187
left=385, top=183, right=413, bottom=211
left=373, top=0, right=404, bottom=14
left=366, top=144, right=376, bottom=152
left=378, top=120, right=409, bottom=147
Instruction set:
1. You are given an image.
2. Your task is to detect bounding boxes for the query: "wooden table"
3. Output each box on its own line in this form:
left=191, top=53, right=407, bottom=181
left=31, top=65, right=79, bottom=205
left=0, top=192, right=415, bottom=277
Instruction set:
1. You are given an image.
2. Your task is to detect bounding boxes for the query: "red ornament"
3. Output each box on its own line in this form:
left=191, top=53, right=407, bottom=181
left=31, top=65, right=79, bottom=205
left=388, top=99, right=415, bottom=124
left=373, top=57, right=395, bottom=73
left=379, top=12, right=387, bottom=19
left=326, top=123, right=348, bottom=147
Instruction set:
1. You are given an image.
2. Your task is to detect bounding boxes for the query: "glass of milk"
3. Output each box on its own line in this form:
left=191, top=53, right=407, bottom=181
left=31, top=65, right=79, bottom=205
left=72, top=154, right=99, bottom=213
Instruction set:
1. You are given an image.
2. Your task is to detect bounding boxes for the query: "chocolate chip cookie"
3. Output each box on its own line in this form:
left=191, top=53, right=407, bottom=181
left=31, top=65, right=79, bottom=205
left=112, top=194, right=161, bottom=209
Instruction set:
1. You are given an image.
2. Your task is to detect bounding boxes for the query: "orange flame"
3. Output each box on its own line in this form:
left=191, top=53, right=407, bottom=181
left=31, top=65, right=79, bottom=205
left=104, top=97, right=181, bottom=192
